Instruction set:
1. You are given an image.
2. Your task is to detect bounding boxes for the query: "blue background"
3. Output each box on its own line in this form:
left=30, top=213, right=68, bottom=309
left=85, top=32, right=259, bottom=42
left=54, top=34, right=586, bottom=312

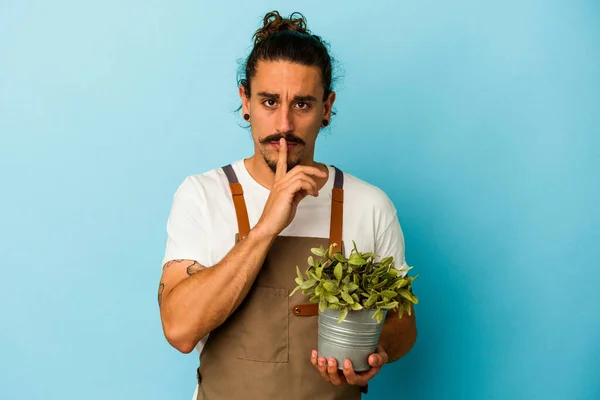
left=1, top=1, right=599, bottom=399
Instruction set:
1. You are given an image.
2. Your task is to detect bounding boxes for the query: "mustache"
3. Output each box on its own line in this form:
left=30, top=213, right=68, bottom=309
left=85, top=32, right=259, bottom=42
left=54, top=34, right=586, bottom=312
left=260, top=133, right=305, bottom=146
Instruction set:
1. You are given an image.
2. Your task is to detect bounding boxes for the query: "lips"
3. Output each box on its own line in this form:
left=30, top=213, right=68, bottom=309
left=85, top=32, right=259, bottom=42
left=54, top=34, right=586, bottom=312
left=270, top=141, right=298, bottom=150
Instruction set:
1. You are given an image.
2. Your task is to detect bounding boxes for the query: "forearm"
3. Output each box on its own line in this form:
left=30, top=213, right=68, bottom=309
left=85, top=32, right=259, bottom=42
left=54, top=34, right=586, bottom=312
left=378, top=307, right=417, bottom=362
left=161, top=225, right=276, bottom=353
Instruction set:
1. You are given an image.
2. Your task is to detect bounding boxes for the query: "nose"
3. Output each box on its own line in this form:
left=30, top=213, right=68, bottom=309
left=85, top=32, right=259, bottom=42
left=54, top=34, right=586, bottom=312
left=275, top=106, right=294, bottom=135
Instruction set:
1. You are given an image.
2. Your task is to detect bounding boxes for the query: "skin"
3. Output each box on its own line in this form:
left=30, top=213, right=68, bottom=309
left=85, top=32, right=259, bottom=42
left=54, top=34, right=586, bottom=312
left=158, top=60, right=417, bottom=387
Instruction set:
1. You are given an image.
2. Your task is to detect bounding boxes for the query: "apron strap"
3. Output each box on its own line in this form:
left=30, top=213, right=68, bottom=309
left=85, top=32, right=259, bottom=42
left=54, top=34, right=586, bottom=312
left=329, top=165, right=344, bottom=252
left=222, top=164, right=251, bottom=240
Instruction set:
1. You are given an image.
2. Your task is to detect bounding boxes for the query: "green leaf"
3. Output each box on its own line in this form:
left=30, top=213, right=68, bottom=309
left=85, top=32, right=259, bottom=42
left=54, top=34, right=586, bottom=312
left=351, top=293, right=360, bottom=303
left=323, top=281, right=337, bottom=292
left=373, top=279, right=389, bottom=290
left=289, top=286, right=301, bottom=297
left=397, top=266, right=413, bottom=275
left=350, top=302, right=363, bottom=311
left=307, top=271, right=319, bottom=281
left=381, top=290, right=398, bottom=299
left=337, top=307, right=349, bottom=323
left=326, top=295, right=339, bottom=304
left=316, top=266, right=323, bottom=279
left=319, top=296, right=327, bottom=312
left=341, top=291, right=355, bottom=304
left=381, top=256, right=394, bottom=265
left=334, top=252, right=346, bottom=263
left=392, top=279, right=408, bottom=289
left=382, top=301, right=399, bottom=310
left=295, top=277, right=303, bottom=285
left=397, top=289, right=414, bottom=302
left=309, top=294, right=320, bottom=303
left=345, top=282, right=359, bottom=293
left=311, top=247, right=326, bottom=257
left=301, top=279, right=317, bottom=289
left=365, top=293, right=378, bottom=308
left=372, top=309, right=384, bottom=324
left=307, top=256, right=314, bottom=267
left=374, top=265, right=389, bottom=275
left=315, top=283, right=323, bottom=295
left=349, top=253, right=366, bottom=266
left=334, top=263, right=343, bottom=281
left=296, top=266, right=303, bottom=280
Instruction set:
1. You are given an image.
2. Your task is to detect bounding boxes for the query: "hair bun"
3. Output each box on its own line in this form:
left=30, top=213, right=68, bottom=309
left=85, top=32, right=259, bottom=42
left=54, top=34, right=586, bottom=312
left=253, top=11, right=310, bottom=45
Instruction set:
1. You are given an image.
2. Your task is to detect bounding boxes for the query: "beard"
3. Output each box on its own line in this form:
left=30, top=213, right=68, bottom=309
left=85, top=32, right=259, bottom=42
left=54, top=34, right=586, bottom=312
left=259, top=133, right=306, bottom=173
left=263, top=153, right=303, bottom=173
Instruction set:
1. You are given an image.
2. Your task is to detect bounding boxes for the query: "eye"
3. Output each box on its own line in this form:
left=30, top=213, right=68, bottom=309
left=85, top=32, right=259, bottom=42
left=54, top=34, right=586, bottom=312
left=295, top=102, right=311, bottom=110
left=263, top=99, right=277, bottom=108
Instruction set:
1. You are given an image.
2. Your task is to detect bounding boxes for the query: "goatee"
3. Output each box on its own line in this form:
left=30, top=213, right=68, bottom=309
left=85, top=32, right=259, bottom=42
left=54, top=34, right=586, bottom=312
left=264, top=156, right=302, bottom=174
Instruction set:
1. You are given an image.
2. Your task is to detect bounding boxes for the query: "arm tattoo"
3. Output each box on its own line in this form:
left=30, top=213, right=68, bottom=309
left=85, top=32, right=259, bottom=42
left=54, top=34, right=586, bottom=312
left=163, top=259, right=183, bottom=269
left=158, top=282, right=165, bottom=307
left=163, top=259, right=205, bottom=276
left=186, top=261, right=206, bottom=276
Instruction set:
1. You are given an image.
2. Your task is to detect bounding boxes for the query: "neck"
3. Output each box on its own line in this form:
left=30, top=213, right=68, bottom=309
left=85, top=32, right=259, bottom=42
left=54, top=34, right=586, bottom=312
left=244, top=153, right=329, bottom=191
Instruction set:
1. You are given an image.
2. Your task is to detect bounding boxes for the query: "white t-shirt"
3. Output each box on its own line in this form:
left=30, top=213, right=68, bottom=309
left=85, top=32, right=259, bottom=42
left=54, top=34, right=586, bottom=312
left=162, top=158, right=409, bottom=356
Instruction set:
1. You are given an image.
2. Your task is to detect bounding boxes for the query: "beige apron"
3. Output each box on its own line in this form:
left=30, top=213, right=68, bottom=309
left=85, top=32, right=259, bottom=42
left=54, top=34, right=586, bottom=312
left=195, top=164, right=366, bottom=399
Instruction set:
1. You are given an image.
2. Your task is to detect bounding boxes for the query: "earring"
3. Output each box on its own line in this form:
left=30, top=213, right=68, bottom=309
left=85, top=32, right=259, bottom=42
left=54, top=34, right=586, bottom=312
left=243, top=113, right=250, bottom=121
left=322, top=119, right=329, bottom=127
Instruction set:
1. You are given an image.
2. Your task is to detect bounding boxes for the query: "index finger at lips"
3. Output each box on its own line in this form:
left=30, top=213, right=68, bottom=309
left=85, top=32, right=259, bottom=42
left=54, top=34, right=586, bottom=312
left=275, top=138, right=287, bottom=180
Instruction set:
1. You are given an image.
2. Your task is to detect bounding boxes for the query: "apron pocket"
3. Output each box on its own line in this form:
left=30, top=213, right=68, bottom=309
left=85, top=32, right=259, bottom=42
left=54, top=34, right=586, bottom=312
left=234, top=285, right=289, bottom=363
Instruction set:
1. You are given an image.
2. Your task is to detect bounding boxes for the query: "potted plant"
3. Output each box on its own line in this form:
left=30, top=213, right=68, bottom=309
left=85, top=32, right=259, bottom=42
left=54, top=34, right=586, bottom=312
left=290, top=241, right=419, bottom=372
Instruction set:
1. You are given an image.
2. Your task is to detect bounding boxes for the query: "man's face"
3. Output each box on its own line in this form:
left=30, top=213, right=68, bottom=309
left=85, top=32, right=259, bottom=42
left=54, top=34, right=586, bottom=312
left=240, top=60, right=335, bottom=172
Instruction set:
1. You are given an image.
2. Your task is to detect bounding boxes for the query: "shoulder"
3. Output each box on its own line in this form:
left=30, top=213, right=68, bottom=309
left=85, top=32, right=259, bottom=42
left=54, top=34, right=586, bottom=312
left=341, top=169, right=397, bottom=216
left=172, top=164, right=231, bottom=200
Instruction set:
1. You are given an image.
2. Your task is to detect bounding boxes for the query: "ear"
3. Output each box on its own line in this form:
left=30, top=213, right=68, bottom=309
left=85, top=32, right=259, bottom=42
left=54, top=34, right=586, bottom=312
left=239, top=85, right=250, bottom=115
left=323, top=91, right=336, bottom=119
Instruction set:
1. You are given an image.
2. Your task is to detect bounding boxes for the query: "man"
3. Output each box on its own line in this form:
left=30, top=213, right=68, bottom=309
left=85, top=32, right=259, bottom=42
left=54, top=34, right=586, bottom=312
left=158, top=10, right=417, bottom=399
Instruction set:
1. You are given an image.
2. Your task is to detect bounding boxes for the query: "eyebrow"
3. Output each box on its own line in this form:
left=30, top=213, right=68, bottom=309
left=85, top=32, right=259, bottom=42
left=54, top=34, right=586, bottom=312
left=257, top=91, right=317, bottom=102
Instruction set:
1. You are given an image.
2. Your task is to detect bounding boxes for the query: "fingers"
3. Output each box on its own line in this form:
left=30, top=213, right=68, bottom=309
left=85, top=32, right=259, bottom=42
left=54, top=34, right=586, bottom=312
left=357, top=365, right=381, bottom=383
left=370, top=344, right=389, bottom=367
left=342, top=359, right=379, bottom=386
left=275, top=138, right=287, bottom=180
left=312, top=348, right=386, bottom=388
left=326, top=358, right=345, bottom=386
left=282, top=175, right=318, bottom=197
left=312, top=352, right=330, bottom=383
left=349, top=359, right=386, bottom=386
left=341, top=359, right=361, bottom=386
left=282, top=165, right=327, bottom=183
